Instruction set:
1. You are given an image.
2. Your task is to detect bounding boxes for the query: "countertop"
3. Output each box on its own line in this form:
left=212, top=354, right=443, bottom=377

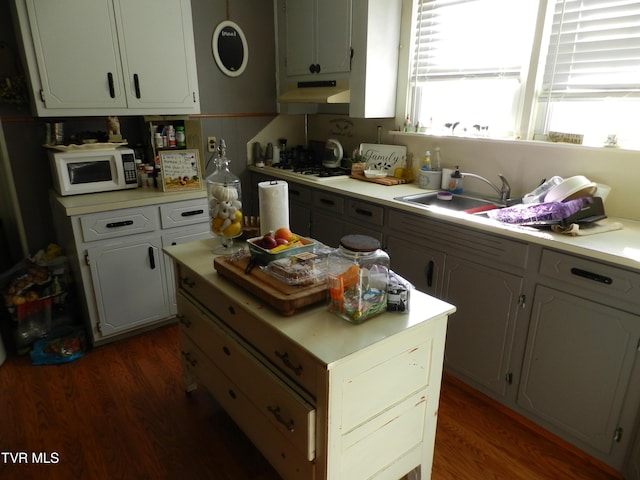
left=252, top=166, right=640, bottom=272
left=164, top=238, right=456, bottom=365
left=50, top=187, right=207, bottom=216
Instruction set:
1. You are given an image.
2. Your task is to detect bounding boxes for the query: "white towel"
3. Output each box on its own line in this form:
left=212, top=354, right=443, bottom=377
left=551, top=221, right=623, bottom=236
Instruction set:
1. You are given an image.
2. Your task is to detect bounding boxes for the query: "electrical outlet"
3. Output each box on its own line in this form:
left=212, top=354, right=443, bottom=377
left=207, top=136, right=217, bottom=152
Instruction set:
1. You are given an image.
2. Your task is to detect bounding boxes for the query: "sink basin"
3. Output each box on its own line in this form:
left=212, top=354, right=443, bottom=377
left=394, top=192, right=503, bottom=212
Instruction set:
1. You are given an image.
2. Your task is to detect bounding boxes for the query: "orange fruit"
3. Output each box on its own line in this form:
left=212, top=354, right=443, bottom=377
left=274, top=227, right=293, bottom=242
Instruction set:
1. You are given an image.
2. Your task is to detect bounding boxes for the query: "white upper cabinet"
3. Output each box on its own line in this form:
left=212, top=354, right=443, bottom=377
left=13, top=0, right=200, bottom=117
left=276, top=0, right=402, bottom=118
left=284, top=0, right=352, bottom=77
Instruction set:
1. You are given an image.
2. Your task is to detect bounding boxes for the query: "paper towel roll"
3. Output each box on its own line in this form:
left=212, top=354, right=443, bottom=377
left=258, top=181, right=289, bottom=235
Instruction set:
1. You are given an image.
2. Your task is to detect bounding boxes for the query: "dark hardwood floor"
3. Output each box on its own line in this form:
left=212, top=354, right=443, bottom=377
left=0, top=323, right=622, bottom=480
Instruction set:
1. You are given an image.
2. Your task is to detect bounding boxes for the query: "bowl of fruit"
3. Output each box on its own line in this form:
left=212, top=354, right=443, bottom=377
left=247, top=228, right=316, bottom=262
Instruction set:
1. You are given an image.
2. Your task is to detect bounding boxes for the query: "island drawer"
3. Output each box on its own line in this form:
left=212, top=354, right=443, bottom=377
left=178, top=293, right=316, bottom=461
left=538, top=249, right=640, bottom=311
left=179, top=334, right=315, bottom=480
left=79, top=205, right=159, bottom=242
left=177, top=267, right=321, bottom=397
left=160, top=198, right=208, bottom=229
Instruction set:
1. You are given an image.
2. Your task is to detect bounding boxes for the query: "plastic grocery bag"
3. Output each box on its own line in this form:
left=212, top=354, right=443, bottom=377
left=30, top=326, right=87, bottom=365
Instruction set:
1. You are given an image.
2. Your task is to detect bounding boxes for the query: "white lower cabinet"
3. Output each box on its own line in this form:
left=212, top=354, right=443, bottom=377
left=87, top=234, right=170, bottom=337
left=53, top=195, right=208, bottom=345
left=169, top=240, right=453, bottom=480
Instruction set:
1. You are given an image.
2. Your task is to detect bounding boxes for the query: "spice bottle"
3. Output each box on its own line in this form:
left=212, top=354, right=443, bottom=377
left=328, top=235, right=389, bottom=324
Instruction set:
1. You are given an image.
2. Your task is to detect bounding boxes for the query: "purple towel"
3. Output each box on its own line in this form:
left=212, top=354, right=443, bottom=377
left=487, top=197, right=593, bottom=224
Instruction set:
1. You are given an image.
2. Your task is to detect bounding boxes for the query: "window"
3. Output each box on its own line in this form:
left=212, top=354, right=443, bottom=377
left=408, top=0, right=640, bottom=149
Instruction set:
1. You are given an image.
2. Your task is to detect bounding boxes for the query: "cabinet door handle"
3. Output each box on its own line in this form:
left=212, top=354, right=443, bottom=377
left=267, top=405, right=295, bottom=432
left=148, top=247, right=156, bottom=269
left=107, top=72, right=115, bottom=98
left=570, top=267, right=612, bottom=285
left=133, top=73, right=141, bottom=98
left=274, top=350, right=303, bottom=376
left=181, top=209, right=204, bottom=217
left=426, top=260, right=434, bottom=288
left=106, top=220, right=133, bottom=228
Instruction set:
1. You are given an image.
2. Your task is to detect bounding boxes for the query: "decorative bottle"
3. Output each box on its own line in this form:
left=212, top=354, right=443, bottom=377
left=206, top=140, right=243, bottom=252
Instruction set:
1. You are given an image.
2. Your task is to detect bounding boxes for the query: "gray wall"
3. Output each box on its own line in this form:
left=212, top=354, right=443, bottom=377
left=0, top=0, right=278, bottom=260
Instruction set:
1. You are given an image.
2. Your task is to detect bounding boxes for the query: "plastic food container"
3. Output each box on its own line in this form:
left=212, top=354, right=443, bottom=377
left=262, top=251, right=329, bottom=286
left=247, top=235, right=316, bottom=263
left=328, top=235, right=389, bottom=324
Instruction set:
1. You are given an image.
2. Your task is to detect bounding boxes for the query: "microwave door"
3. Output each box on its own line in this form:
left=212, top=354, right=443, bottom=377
left=67, top=160, right=113, bottom=185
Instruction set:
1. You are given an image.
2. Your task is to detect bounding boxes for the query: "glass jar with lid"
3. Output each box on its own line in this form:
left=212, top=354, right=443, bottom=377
left=327, top=234, right=389, bottom=324
left=206, top=139, right=243, bottom=253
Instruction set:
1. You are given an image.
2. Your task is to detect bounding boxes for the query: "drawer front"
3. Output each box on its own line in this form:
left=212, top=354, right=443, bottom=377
left=178, top=266, right=321, bottom=397
left=179, top=335, right=315, bottom=480
left=178, top=293, right=316, bottom=460
left=347, top=199, right=384, bottom=227
left=288, top=183, right=312, bottom=204
left=79, top=205, right=159, bottom=242
left=389, top=209, right=530, bottom=270
left=312, top=190, right=344, bottom=215
left=539, top=249, right=640, bottom=310
left=160, top=198, right=208, bottom=229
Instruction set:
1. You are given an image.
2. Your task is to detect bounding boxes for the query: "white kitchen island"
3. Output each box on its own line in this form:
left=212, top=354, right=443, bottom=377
left=165, top=238, right=456, bottom=480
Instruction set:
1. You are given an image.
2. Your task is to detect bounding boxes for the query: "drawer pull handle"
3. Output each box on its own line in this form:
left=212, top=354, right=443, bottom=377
left=354, top=208, right=373, bottom=217
left=181, top=351, right=197, bottom=367
left=181, top=209, right=204, bottom=217
left=290, top=189, right=301, bottom=197
left=267, top=405, right=295, bottom=432
left=228, top=389, right=237, bottom=400
left=228, top=306, right=236, bottom=315
left=570, top=267, right=612, bottom=285
left=274, top=350, right=303, bottom=376
left=177, top=314, right=192, bottom=328
left=182, top=277, right=195, bottom=288
left=222, top=346, right=231, bottom=356
left=320, top=198, right=335, bottom=206
left=106, top=220, right=134, bottom=228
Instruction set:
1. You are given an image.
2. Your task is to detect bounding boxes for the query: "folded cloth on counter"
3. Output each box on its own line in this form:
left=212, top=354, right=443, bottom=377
left=487, top=197, right=592, bottom=224
left=551, top=220, right=623, bottom=236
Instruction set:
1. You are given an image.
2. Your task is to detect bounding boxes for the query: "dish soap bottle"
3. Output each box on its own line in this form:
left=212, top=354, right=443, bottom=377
left=448, top=166, right=463, bottom=193
left=421, top=150, right=431, bottom=171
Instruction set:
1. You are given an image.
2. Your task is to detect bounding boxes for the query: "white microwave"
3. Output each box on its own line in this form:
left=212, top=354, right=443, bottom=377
left=49, top=148, right=139, bottom=196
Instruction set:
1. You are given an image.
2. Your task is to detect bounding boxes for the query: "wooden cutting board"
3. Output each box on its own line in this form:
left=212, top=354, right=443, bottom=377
left=213, top=255, right=327, bottom=316
left=350, top=172, right=407, bottom=186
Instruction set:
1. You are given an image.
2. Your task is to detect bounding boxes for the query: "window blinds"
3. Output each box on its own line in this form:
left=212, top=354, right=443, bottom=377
left=410, top=0, right=531, bottom=82
left=541, top=0, right=640, bottom=99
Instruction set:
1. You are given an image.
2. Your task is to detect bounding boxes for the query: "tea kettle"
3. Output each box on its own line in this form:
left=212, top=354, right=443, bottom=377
left=323, top=138, right=343, bottom=168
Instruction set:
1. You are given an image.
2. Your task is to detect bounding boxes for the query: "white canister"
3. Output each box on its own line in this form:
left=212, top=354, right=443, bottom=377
left=441, top=168, right=454, bottom=190
left=419, top=170, right=443, bottom=189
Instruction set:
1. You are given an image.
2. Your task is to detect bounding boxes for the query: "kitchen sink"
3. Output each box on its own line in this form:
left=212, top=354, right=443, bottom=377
left=394, top=192, right=504, bottom=212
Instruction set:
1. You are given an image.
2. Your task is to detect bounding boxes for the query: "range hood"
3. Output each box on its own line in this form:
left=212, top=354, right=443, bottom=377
left=278, top=80, right=350, bottom=104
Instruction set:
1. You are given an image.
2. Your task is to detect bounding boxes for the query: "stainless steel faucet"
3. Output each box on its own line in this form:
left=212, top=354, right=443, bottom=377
left=460, top=172, right=512, bottom=203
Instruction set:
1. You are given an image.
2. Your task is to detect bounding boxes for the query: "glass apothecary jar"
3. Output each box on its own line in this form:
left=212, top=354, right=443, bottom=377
left=327, top=235, right=389, bottom=324
left=206, top=140, right=243, bottom=253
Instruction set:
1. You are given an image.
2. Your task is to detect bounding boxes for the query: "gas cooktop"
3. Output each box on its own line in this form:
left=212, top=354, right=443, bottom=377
left=264, top=164, right=350, bottom=181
